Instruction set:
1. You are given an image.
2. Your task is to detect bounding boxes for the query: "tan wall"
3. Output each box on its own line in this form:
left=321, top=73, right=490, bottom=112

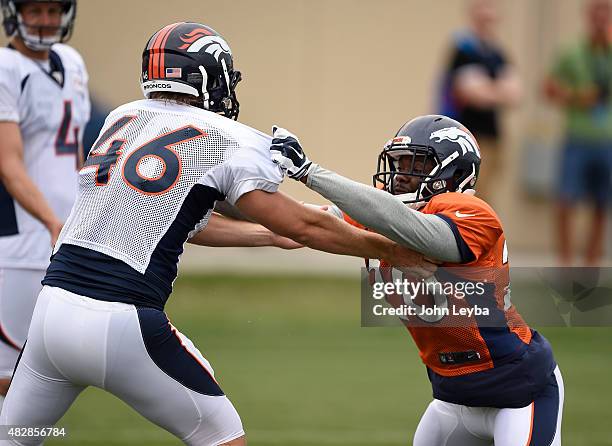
left=67, top=0, right=468, bottom=197
left=1, top=0, right=592, bottom=258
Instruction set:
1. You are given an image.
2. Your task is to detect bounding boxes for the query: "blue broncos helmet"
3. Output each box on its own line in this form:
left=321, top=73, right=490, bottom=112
left=373, top=115, right=481, bottom=204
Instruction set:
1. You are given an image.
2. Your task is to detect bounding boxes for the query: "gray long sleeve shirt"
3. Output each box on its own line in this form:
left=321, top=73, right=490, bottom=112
left=305, top=165, right=462, bottom=263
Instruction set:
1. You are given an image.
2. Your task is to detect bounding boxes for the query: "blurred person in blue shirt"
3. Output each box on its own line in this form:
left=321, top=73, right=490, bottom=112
left=438, top=0, right=521, bottom=206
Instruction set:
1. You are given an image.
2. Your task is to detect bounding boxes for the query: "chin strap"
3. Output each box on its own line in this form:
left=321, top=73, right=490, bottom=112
left=396, top=187, right=477, bottom=210
left=394, top=192, right=426, bottom=210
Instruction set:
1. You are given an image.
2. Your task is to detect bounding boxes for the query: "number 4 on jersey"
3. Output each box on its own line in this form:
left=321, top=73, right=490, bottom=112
left=55, top=101, right=80, bottom=168
left=82, top=116, right=207, bottom=195
left=82, top=115, right=136, bottom=186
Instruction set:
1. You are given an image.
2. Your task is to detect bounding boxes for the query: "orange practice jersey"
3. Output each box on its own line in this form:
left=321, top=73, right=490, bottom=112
left=345, top=192, right=532, bottom=377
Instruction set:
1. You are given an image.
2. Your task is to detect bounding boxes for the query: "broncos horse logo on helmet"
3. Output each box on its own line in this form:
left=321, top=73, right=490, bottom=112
left=373, top=115, right=481, bottom=205
left=140, top=22, right=242, bottom=120
left=430, top=127, right=481, bottom=158
left=178, top=30, right=231, bottom=61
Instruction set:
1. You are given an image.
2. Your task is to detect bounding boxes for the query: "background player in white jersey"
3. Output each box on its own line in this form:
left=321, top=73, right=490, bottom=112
left=0, top=0, right=89, bottom=409
left=0, top=22, right=431, bottom=446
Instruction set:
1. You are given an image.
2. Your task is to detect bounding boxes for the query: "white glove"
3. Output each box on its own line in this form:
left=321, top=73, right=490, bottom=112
left=270, top=126, right=317, bottom=180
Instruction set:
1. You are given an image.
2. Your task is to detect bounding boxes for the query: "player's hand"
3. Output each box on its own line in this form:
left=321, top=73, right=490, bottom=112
left=271, top=233, right=304, bottom=250
left=47, top=218, right=63, bottom=247
left=270, top=126, right=316, bottom=181
left=301, top=202, right=329, bottom=212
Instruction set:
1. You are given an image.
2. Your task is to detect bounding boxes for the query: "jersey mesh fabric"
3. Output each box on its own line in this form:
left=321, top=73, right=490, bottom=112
left=352, top=193, right=533, bottom=376
left=56, top=105, right=239, bottom=274
left=350, top=191, right=554, bottom=406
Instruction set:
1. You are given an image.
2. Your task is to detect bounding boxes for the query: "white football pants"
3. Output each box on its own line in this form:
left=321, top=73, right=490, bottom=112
left=0, top=286, right=244, bottom=446
left=414, top=367, right=564, bottom=446
left=0, top=268, right=44, bottom=379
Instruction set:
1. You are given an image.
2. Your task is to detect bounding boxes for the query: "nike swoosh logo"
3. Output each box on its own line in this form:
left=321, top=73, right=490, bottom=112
left=293, top=149, right=305, bottom=161
left=455, top=211, right=476, bottom=218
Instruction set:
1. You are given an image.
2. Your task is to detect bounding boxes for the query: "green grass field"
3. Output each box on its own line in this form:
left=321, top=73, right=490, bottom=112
left=48, top=274, right=612, bottom=445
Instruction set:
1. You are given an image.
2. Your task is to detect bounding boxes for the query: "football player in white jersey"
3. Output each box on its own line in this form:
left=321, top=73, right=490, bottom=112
left=0, top=0, right=89, bottom=410
left=0, top=22, right=431, bottom=446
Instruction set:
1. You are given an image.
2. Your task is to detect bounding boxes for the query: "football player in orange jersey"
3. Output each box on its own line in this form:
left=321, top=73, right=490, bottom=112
left=270, top=115, right=564, bottom=446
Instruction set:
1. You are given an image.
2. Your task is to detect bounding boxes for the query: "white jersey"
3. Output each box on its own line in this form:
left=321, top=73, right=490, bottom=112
left=0, top=44, right=91, bottom=269
left=45, top=99, right=283, bottom=309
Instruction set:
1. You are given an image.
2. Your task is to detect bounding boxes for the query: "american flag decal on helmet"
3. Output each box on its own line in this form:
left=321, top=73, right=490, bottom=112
left=165, top=67, right=182, bottom=78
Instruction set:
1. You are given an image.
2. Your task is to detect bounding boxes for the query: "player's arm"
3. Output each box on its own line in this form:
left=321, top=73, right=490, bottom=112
left=214, top=201, right=253, bottom=222
left=235, top=189, right=430, bottom=269
left=269, top=128, right=462, bottom=263
left=0, top=122, right=63, bottom=244
left=188, top=212, right=302, bottom=249
left=305, top=166, right=461, bottom=262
